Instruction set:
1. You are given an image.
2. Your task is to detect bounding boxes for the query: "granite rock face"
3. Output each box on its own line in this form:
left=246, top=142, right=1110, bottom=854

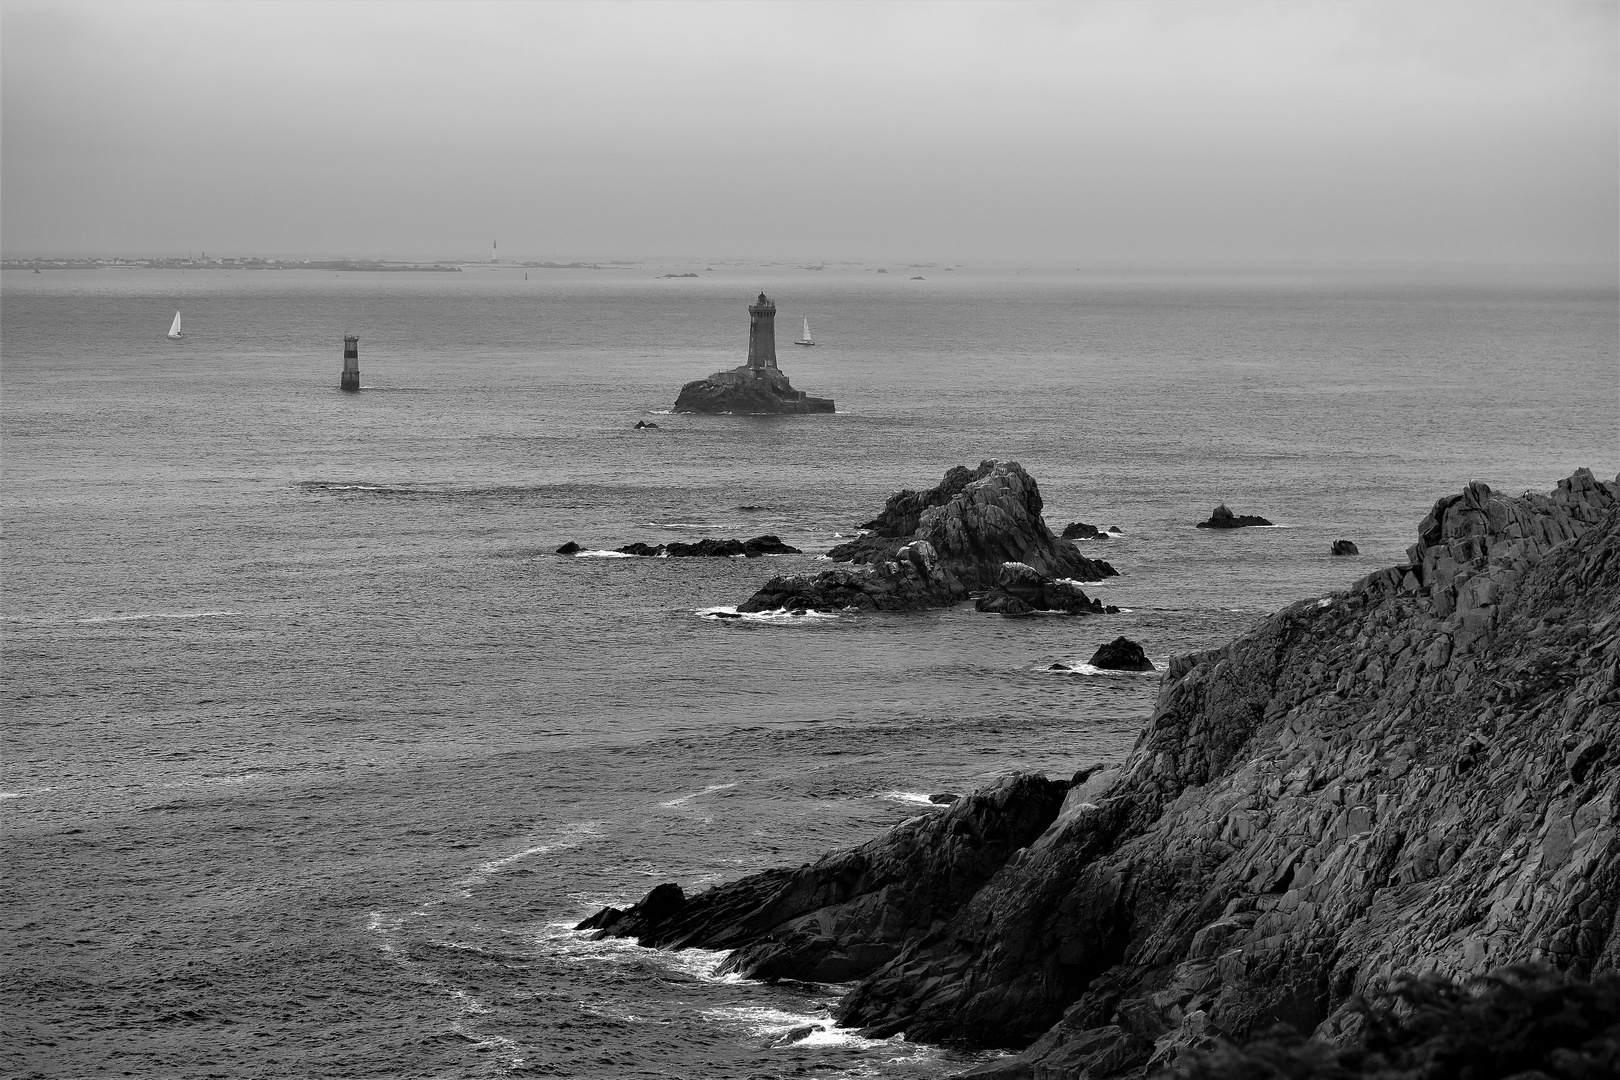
left=743, top=461, right=1118, bottom=614
left=1197, top=504, right=1274, bottom=529
left=832, top=470, right=1620, bottom=1075
left=576, top=773, right=1069, bottom=983
left=586, top=470, right=1620, bottom=1077
left=672, top=366, right=834, bottom=414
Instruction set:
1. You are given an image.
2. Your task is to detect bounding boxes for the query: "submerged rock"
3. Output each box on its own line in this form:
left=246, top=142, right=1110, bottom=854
left=1061, top=521, right=1110, bottom=541
left=1086, top=635, right=1153, bottom=670
left=555, top=541, right=582, bottom=555
left=1196, top=503, right=1274, bottom=529
left=1332, top=539, right=1360, bottom=555
left=672, top=366, right=834, bottom=415
left=613, top=535, right=802, bottom=558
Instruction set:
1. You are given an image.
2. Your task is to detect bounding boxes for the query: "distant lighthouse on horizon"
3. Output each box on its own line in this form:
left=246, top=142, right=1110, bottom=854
left=491, top=240, right=497, bottom=263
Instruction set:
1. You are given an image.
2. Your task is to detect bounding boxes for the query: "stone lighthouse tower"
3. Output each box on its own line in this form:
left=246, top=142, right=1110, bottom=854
left=746, top=292, right=778, bottom=371
left=340, top=335, right=360, bottom=392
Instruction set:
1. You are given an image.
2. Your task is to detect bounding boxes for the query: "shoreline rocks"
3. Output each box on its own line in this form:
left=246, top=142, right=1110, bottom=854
left=1196, top=503, right=1274, bottom=529
left=576, top=469, right=1620, bottom=1077
left=672, top=366, right=834, bottom=414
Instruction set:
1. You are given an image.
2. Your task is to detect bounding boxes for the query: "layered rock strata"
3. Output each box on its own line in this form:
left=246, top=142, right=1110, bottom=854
left=836, top=469, right=1620, bottom=1075
left=672, top=366, right=834, bottom=414
left=577, top=773, right=1068, bottom=983
left=740, top=461, right=1117, bottom=613
left=580, top=469, right=1620, bottom=1078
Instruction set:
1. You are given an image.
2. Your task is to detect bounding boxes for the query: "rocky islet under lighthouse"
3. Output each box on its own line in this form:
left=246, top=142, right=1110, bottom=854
left=671, top=293, right=835, bottom=414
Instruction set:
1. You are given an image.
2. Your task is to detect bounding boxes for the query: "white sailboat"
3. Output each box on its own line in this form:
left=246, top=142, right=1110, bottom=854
left=167, top=311, right=184, bottom=340
left=793, top=317, right=816, bottom=346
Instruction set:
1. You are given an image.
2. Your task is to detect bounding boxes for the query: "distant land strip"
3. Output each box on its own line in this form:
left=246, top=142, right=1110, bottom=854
left=3, top=257, right=626, bottom=272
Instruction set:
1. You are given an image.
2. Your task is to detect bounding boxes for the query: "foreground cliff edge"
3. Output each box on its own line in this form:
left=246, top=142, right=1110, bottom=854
left=581, top=469, right=1620, bottom=1078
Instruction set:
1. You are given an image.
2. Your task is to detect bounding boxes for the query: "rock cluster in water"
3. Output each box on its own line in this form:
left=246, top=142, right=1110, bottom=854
left=580, top=469, right=1620, bottom=1077
left=555, top=535, right=799, bottom=558
left=739, top=461, right=1118, bottom=613
left=1062, top=521, right=1120, bottom=541
left=1332, top=539, right=1359, bottom=555
left=1197, top=503, right=1274, bottom=529
left=671, top=366, right=834, bottom=414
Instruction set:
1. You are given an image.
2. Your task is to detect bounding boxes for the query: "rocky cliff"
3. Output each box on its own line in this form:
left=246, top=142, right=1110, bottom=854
left=837, top=468, right=1620, bottom=1076
left=582, top=469, right=1620, bottom=1077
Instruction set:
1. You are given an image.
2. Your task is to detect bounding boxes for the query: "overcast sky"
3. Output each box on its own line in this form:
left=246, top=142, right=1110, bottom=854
left=3, top=0, right=1615, bottom=266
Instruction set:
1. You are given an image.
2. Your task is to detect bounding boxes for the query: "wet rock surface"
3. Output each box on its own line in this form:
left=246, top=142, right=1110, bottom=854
left=976, top=562, right=1119, bottom=617
left=1088, top=636, right=1154, bottom=671
left=1062, top=521, right=1111, bottom=541
left=1197, top=504, right=1274, bottom=529
left=576, top=773, right=1069, bottom=983
left=1332, top=539, right=1360, bottom=555
left=671, top=366, right=834, bottom=414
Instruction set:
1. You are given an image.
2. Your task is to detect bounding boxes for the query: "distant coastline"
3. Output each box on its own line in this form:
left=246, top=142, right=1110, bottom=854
left=2, top=257, right=624, bottom=272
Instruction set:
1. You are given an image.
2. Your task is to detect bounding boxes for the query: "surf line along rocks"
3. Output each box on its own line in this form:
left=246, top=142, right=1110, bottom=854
left=737, top=460, right=1118, bottom=613
left=579, top=469, right=1620, bottom=1078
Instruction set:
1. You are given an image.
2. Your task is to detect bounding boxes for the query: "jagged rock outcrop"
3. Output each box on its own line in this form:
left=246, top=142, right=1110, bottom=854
left=831, top=469, right=1620, bottom=1076
left=1197, top=504, right=1274, bottom=529
left=828, top=461, right=1117, bottom=588
left=615, top=535, right=800, bottom=558
left=1063, top=522, right=1112, bottom=541
left=576, top=773, right=1068, bottom=983
left=741, top=461, right=1117, bottom=613
left=1332, top=540, right=1359, bottom=556
left=672, top=366, right=834, bottom=414
left=976, top=562, right=1119, bottom=617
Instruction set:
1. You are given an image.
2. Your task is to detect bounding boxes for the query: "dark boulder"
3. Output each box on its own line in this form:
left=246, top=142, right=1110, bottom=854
left=1061, top=521, right=1109, bottom=541
left=1086, top=636, right=1154, bottom=671
left=616, top=542, right=664, bottom=557
left=1196, top=503, right=1274, bottom=529
left=555, top=541, right=582, bottom=555
left=1332, top=539, right=1360, bottom=555
left=739, top=541, right=960, bottom=613
left=633, top=420, right=660, bottom=429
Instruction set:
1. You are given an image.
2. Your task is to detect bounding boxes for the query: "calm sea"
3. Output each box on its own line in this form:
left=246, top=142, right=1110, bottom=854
left=3, top=264, right=1615, bottom=1078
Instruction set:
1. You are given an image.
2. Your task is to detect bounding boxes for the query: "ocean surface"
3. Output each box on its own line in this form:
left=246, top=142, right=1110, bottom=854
left=3, top=264, right=1615, bottom=1078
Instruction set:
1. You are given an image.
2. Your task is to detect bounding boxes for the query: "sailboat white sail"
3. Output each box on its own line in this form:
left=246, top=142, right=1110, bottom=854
left=794, top=317, right=816, bottom=346
left=167, top=311, right=184, bottom=340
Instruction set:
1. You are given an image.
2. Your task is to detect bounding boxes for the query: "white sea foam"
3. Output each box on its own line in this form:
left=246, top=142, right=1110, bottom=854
left=572, top=549, right=638, bottom=558
left=450, top=821, right=604, bottom=895
left=877, top=790, right=941, bottom=807
left=541, top=923, right=739, bottom=982
left=1046, top=662, right=1162, bottom=676
left=660, top=782, right=737, bottom=807
left=699, top=1006, right=906, bottom=1049
left=698, top=605, right=841, bottom=623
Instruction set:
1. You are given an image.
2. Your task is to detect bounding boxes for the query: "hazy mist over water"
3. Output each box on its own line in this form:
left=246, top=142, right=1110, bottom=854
left=2, top=0, right=1616, bottom=268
